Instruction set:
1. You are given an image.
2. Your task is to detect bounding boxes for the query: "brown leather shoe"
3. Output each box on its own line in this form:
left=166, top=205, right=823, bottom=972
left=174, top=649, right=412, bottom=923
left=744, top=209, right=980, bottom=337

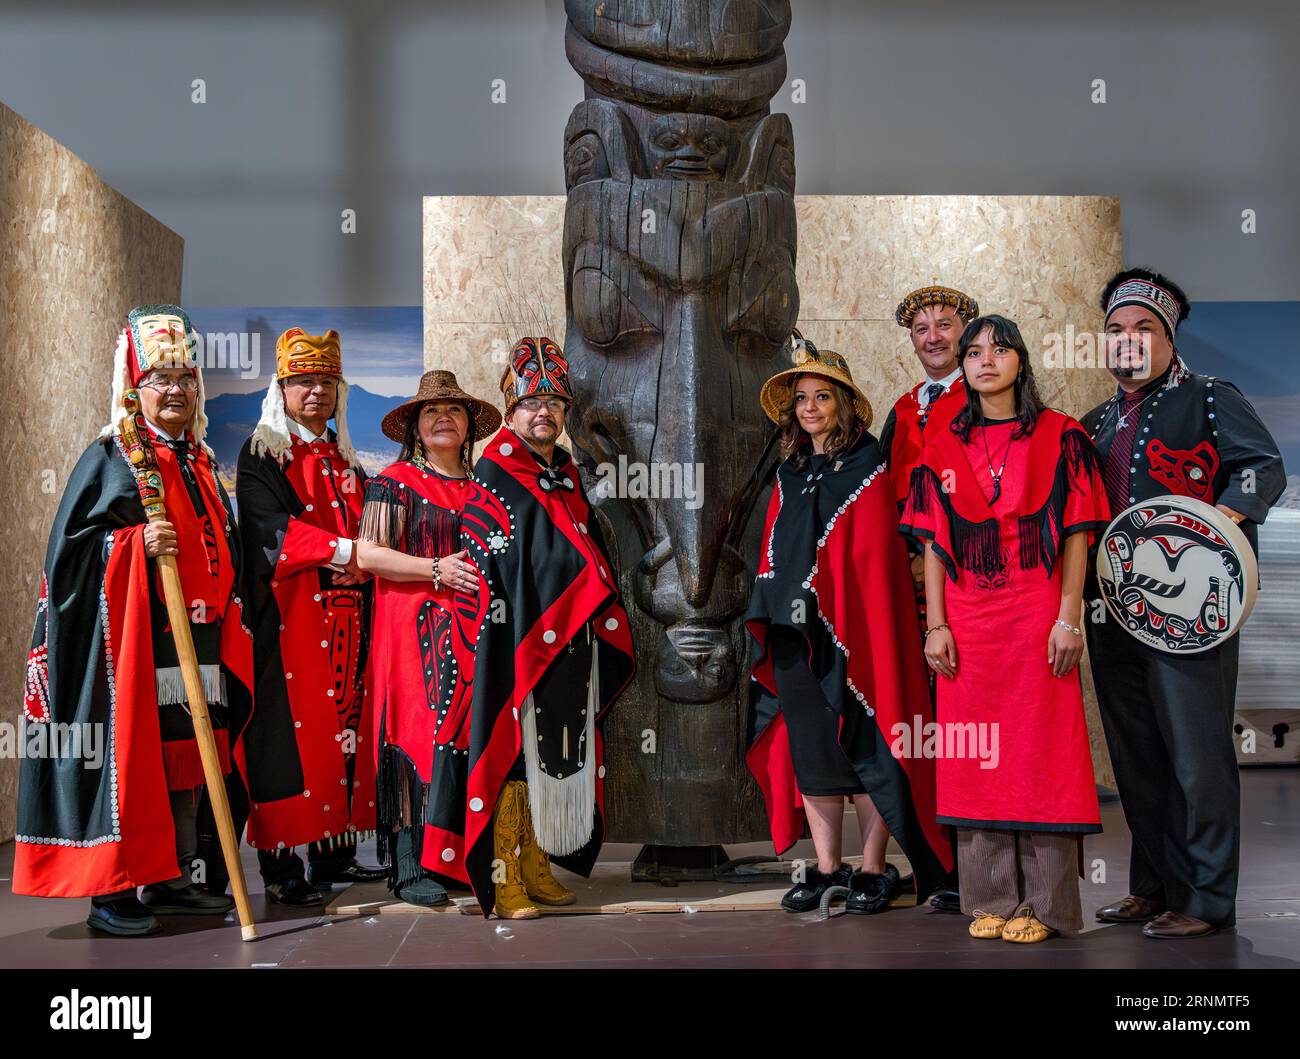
left=1096, top=895, right=1164, bottom=923
left=1142, top=911, right=1219, bottom=939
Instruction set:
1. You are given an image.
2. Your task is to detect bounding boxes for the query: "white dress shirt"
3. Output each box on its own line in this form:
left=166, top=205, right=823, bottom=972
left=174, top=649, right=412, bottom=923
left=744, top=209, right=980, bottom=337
left=288, top=418, right=353, bottom=568
left=915, top=367, right=963, bottom=409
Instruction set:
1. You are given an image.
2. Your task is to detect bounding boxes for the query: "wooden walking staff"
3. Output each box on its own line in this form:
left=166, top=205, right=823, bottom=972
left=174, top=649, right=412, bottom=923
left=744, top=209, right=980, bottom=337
left=119, top=389, right=258, bottom=941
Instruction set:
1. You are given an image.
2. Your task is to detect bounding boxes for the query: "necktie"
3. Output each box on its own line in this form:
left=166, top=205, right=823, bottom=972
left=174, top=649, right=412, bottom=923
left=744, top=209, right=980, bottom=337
left=160, top=436, right=208, bottom=517
left=1101, top=390, right=1143, bottom=513
left=924, top=382, right=945, bottom=406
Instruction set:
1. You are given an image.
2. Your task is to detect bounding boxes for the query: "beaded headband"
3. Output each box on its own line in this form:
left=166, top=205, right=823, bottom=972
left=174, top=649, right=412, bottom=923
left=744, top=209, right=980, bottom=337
left=1105, top=278, right=1182, bottom=338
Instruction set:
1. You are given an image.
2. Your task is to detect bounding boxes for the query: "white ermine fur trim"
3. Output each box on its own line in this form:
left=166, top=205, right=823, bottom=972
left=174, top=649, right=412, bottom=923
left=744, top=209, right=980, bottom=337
left=251, top=378, right=360, bottom=467
left=154, top=664, right=226, bottom=708
left=520, top=640, right=599, bottom=856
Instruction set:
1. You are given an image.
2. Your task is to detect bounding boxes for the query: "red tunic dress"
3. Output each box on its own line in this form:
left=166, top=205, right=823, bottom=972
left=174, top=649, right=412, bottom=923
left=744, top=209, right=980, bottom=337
left=362, top=459, right=494, bottom=886
left=899, top=410, right=1108, bottom=832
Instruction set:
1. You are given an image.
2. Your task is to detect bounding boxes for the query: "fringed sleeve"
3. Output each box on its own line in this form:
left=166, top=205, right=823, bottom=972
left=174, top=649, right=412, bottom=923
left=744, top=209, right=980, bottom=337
left=1061, top=427, right=1111, bottom=541
left=1018, top=426, right=1110, bottom=576
left=900, top=455, right=1001, bottom=583
left=359, top=474, right=410, bottom=549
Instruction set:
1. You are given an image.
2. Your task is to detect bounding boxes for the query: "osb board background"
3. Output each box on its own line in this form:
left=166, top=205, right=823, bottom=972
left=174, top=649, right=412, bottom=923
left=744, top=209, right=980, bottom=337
left=0, top=101, right=184, bottom=840
left=424, top=194, right=1122, bottom=789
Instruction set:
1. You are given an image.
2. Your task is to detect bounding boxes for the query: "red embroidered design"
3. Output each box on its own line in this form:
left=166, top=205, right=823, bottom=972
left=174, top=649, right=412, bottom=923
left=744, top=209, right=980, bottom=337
left=23, top=575, right=52, bottom=722
left=1147, top=440, right=1219, bottom=502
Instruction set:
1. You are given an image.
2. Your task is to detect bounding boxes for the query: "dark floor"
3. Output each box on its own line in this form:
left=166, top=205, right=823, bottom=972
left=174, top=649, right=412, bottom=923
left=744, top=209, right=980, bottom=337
left=2, top=769, right=1297, bottom=969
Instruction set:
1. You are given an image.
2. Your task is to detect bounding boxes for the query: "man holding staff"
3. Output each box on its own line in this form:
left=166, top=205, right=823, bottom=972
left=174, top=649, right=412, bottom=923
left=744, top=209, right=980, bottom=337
left=13, top=305, right=255, bottom=937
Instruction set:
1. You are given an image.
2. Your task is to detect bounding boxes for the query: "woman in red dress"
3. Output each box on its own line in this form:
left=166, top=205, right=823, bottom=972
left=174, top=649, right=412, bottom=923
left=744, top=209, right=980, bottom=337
left=900, top=315, right=1109, bottom=943
left=355, top=371, right=501, bottom=907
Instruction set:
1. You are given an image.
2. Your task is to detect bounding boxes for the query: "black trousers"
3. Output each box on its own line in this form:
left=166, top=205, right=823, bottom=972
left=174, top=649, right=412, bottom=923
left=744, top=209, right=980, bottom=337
left=1087, top=612, right=1241, bottom=927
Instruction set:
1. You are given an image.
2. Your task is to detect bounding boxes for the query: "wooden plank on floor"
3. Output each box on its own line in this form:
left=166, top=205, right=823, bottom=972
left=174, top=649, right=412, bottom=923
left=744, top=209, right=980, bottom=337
left=325, top=856, right=918, bottom=916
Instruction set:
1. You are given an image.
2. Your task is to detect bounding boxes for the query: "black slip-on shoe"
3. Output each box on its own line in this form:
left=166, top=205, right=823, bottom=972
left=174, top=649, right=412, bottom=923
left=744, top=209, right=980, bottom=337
left=781, top=864, right=853, bottom=913
left=846, top=863, right=901, bottom=915
left=265, top=877, right=325, bottom=907
left=141, top=883, right=236, bottom=916
left=308, top=859, right=389, bottom=887
left=394, top=876, right=449, bottom=908
left=87, top=896, right=163, bottom=937
left=929, top=887, right=961, bottom=913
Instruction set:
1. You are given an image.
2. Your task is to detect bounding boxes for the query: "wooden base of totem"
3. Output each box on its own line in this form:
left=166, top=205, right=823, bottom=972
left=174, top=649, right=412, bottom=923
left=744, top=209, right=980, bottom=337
left=630, top=844, right=736, bottom=883
left=324, top=855, right=917, bottom=916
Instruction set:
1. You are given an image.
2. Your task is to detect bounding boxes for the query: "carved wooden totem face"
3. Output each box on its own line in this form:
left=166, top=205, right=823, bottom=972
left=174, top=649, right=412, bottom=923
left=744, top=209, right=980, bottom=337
left=562, top=1, right=797, bottom=843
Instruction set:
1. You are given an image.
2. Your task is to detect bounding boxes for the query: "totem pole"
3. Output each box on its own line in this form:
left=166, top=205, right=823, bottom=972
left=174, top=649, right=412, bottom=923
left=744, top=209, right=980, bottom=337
left=561, top=0, right=798, bottom=876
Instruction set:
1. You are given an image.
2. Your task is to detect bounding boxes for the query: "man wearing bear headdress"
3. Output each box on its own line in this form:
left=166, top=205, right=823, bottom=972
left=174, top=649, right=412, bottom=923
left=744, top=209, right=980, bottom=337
left=234, top=327, right=385, bottom=906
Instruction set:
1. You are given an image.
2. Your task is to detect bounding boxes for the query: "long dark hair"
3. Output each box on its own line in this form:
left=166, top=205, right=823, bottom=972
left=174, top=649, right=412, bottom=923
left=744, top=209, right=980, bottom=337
left=778, top=374, right=864, bottom=472
left=398, top=399, right=475, bottom=472
left=950, top=314, right=1045, bottom=442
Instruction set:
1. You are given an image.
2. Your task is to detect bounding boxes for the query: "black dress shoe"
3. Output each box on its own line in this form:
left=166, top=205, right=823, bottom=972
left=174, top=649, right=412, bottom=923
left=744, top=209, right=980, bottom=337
left=1141, top=911, right=1218, bottom=939
left=781, top=864, right=853, bottom=913
left=87, top=894, right=162, bottom=937
left=265, top=877, right=325, bottom=907
left=308, top=859, right=389, bottom=887
left=846, top=863, right=901, bottom=915
left=929, top=887, right=961, bottom=913
left=140, top=883, right=236, bottom=916
left=1096, top=894, right=1165, bottom=923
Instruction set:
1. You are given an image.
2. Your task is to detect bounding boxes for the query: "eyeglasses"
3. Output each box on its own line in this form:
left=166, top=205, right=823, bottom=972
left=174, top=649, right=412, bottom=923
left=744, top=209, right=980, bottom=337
left=517, top=397, right=568, bottom=413
left=140, top=374, right=199, bottom=393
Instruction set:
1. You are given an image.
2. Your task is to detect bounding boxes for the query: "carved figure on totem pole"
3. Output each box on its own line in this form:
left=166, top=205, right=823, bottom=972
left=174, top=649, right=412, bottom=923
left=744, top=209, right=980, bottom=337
left=560, top=0, right=798, bottom=868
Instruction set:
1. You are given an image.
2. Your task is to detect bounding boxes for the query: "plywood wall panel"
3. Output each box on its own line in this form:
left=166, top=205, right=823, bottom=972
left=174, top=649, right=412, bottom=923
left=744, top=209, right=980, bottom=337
left=426, top=192, right=1123, bottom=787
left=0, top=101, right=183, bottom=839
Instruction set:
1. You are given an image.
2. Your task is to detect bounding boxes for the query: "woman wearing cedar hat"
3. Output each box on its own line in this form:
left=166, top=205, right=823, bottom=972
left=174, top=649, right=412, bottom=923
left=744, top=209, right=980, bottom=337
left=354, top=370, right=501, bottom=908
left=900, top=314, right=1109, bottom=943
left=745, top=331, right=953, bottom=916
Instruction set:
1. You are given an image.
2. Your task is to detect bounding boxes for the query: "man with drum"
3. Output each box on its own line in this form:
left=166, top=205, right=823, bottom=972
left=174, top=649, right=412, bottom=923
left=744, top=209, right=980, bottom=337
left=1083, top=268, right=1285, bottom=939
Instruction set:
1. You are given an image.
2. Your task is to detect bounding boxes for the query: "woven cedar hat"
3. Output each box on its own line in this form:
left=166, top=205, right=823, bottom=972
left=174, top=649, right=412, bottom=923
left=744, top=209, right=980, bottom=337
left=381, top=369, right=503, bottom=444
left=894, top=285, right=980, bottom=329
left=759, top=329, right=872, bottom=429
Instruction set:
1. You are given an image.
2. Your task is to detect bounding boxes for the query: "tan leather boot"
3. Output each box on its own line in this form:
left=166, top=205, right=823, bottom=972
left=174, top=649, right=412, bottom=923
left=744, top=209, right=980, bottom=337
left=518, top=783, right=577, bottom=906
left=492, top=781, right=540, bottom=920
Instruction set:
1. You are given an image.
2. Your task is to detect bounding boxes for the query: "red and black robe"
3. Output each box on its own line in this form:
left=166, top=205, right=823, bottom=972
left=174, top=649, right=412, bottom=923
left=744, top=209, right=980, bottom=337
left=744, top=428, right=953, bottom=898
left=235, top=431, right=376, bottom=851
left=14, top=432, right=253, bottom=898
left=459, top=427, right=635, bottom=916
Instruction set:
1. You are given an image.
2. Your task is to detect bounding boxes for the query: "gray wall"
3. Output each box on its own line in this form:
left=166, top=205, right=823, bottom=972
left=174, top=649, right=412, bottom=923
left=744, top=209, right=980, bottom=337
left=1, top=0, right=1295, bottom=306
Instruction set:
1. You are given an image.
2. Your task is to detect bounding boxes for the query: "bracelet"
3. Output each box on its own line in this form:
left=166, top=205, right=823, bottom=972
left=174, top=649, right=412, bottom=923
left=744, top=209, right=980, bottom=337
left=1054, top=619, right=1082, bottom=637
left=431, top=555, right=441, bottom=591
left=925, top=623, right=949, bottom=636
